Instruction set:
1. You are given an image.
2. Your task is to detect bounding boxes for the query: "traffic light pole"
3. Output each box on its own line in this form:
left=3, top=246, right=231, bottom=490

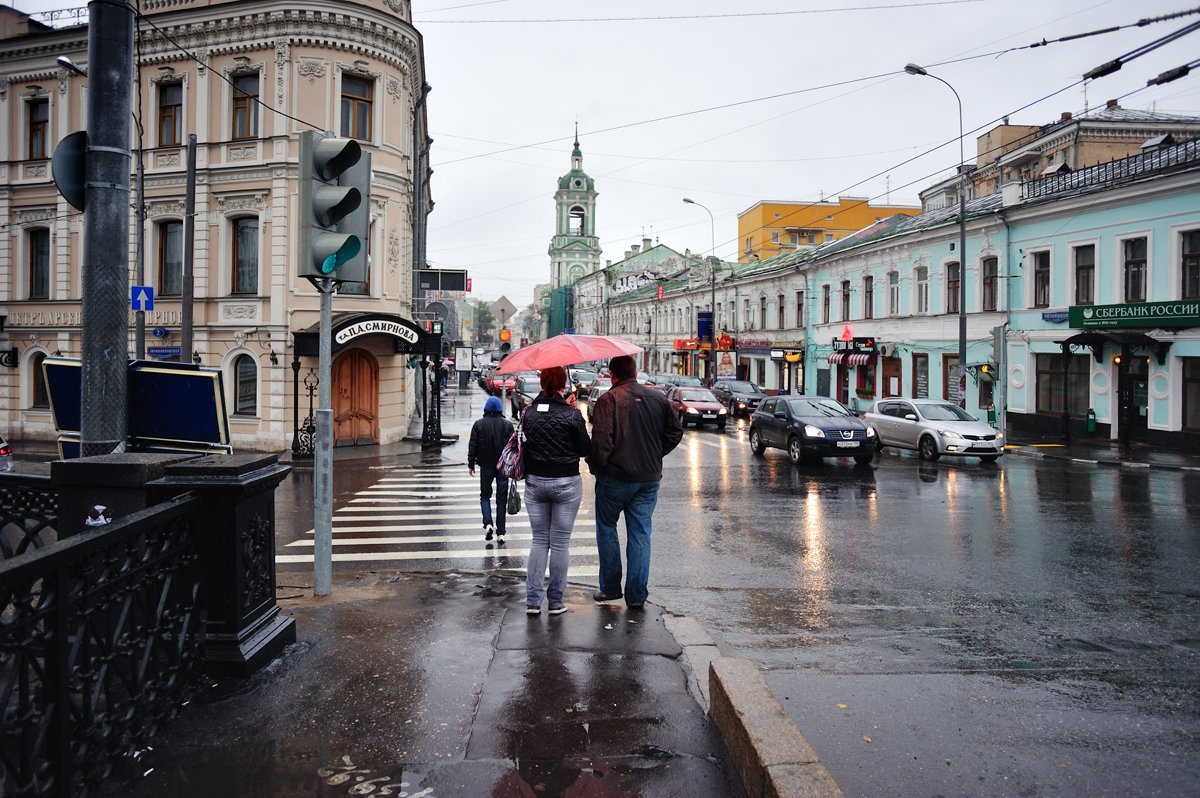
left=314, top=277, right=334, bottom=596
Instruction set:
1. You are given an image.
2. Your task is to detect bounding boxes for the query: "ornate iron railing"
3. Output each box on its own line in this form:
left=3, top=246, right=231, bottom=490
left=0, top=475, right=58, bottom=561
left=0, top=493, right=206, bottom=798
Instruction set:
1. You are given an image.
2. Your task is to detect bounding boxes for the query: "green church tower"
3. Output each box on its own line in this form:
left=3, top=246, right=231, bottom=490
left=548, top=130, right=601, bottom=290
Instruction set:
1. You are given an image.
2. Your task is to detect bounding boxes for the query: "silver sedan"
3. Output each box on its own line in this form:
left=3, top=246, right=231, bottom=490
left=863, top=398, right=1004, bottom=462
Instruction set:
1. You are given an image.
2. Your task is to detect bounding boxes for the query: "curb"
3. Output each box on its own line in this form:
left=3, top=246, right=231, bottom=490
left=708, top=657, right=844, bottom=798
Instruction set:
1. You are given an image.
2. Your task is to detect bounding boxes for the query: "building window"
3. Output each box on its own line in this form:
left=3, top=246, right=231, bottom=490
left=807, top=233, right=817, bottom=245
left=1033, top=250, right=1050, bottom=308
left=1185, top=357, right=1200, bottom=431
left=743, top=298, right=752, bottom=328
left=1074, top=244, right=1095, bottom=305
left=822, top=284, right=831, bottom=324
left=982, top=257, right=998, bottom=311
left=824, top=233, right=834, bottom=242
left=943, top=355, right=960, bottom=401
left=795, top=290, right=805, bottom=328
left=158, top=82, right=182, bottom=147
left=28, top=98, right=49, bottom=159
left=231, top=74, right=259, bottom=139
left=31, top=351, right=50, bottom=409
left=913, top=353, right=929, bottom=398
left=28, top=228, right=50, bottom=299
left=233, top=354, right=257, bottom=416
left=915, top=266, right=929, bottom=314
left=770, top=232, right=780, bottom=244
left=777, top=294, right=785, bottom=328
left=789, top=233, right=799, bottom=245
left=340, top=75, right=373, bottom=141
left=863, top=276, right=874, bottom=319
left=759, top=297, right=767, bottom=328
left=745, top=237, right=752, bottom=253
left=840, top=280, right=851, bottom=320
left=887, top=271, right=899, bottom=315
left=231, top=217, right=258, bottom=294
left=1184, top=231, right=1200, bottom=300
left=158, top=220, right=183, bottom=296
left=1123, top=237, right=1147, bottom=302
left=1035, top=353, right=1089, bottom=417
left=946, top=261, right=960, bottom=314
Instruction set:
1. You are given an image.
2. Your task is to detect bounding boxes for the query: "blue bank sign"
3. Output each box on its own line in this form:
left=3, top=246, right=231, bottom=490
left=1069, top=300, right=1200, bottom=329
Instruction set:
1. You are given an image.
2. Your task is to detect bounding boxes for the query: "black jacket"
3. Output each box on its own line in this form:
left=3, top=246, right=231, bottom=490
left=587, top=377, right=683, bottom=482
left=468, top=410, right=514, bottom=471
left=521, top=393, right=590, bottom=478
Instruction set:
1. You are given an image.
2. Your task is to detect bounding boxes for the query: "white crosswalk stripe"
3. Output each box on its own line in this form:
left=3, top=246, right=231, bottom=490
left=277, top=465, right=601, bottom=578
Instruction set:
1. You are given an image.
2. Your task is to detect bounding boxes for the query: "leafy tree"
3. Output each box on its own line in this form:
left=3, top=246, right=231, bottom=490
left=471, top=300, right=496, bottom=343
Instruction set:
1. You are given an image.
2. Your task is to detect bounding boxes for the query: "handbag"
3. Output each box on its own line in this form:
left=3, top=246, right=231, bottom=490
left=506, top=482, right=522, bottom=515
left=497, top=409, right=526, bottom=480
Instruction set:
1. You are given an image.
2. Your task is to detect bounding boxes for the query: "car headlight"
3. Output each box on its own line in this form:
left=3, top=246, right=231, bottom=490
left=866, top=426, right=876, bottom=437
left=687, top=407, right=699, bottom=414
left=803, top=424, right=826, bottom=438
left=737, top=401, right=747, bottom=408
left=939, top=429, right=964, bottom=440
left=718, top=408, right=727, bottom=415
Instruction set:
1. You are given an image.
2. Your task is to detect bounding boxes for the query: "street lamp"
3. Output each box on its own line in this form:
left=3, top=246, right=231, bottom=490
left=683, top=197, right=716, bottom=378
left=905, top=63, right=968, bottom=408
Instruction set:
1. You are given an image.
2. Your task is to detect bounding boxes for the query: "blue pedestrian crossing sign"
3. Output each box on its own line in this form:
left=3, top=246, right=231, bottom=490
left=132, top=286, right=154, bottom=311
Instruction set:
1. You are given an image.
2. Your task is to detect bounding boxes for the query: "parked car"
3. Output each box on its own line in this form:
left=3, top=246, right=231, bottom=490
left=0, top=433, right=12, bottom=472
left=863, top=398, right=1005, bottom=462
left=710, top=379, right=768, bottom=417
left=666, top=386, right=728, bottom=429
left=749, top=395, right=875, bottom=465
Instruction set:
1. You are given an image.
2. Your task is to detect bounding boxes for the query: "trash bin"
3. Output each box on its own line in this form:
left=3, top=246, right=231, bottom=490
left=987, top=405, right=997, bottom=426
left=1086, top=408, right=1096, bottom=433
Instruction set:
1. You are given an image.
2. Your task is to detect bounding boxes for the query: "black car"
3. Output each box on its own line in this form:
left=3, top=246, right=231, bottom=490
left=508, top=374, right=541, bottom=417
left=710, top=379, right=767, bottom=417
left=748, top=395, right=876, bottom=465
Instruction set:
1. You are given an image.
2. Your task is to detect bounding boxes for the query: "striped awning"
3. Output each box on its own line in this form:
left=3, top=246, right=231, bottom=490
left=827, top=352, right=876, bottom=365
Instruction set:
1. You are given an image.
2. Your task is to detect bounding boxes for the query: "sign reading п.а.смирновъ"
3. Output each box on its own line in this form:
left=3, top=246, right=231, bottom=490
left=1069, top=300, right=1200, bottom=329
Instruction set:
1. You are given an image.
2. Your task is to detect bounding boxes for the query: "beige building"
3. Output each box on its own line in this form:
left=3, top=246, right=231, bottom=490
left=0, top=0, right=431, bottom=452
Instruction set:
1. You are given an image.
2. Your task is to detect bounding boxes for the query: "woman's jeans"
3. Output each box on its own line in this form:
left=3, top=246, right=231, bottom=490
left=478, top=466, right=508, bottom=533
left=524, top=474, right=583, bottom=609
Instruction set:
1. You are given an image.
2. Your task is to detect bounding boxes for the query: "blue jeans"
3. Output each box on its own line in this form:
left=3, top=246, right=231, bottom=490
left=593, top=474, right=660, bottom=606
left=525, top=474, right=583, bottom=609
left=478, top=466, right=509, bottom=533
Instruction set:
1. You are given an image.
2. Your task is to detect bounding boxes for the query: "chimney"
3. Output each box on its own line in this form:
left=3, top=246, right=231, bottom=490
left=1106, top=99, right=1119, bottom=110
left=643, top=237, right=652, bottom=251
left=630, top=244, right=641, bottom=255
left=1060, top=111, right=1072, bottom=123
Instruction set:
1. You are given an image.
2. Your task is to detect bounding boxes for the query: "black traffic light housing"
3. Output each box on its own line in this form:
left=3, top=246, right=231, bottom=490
left=298, top=130, right=371, bottom=283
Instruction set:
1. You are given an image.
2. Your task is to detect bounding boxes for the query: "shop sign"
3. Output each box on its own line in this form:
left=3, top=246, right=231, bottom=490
left=335, top=319, right=421, bottom=345
left=674, top=338, right=698, bottom=350
left=1069, top=300, right=1200, bottom=329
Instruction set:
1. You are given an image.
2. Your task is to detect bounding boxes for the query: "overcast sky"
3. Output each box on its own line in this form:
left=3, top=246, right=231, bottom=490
left=14, top=1, right=1200, bottom=310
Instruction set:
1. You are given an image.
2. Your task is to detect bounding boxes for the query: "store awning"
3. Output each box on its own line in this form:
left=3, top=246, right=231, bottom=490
left=827, top=352, right=876, bottom=365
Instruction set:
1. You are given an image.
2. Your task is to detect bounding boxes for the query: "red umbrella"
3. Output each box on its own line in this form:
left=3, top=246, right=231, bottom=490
left=492, top=334, right=642, bottom=375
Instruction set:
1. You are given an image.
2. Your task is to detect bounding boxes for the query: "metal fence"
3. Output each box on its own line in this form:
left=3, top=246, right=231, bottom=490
left=1024, top=138, right=1200, bottom=200
left=0, top=490, right=206, bottom=798
left=0, top=474, right=59, bottom=561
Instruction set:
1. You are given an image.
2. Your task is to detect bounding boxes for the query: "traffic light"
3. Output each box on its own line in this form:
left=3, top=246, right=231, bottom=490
left=500, top=341, right=511, bottom=354
left=298, top=130, right=371, bottom=283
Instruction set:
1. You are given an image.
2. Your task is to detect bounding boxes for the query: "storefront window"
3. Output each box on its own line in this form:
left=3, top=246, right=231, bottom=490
left=1184, top=357, right=1200, bottom=431
left=1035, top=353, right=1089, bottom=417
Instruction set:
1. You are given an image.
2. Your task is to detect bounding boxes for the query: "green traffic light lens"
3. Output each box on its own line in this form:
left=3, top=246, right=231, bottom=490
left=319, top=236, right=362, bottom=274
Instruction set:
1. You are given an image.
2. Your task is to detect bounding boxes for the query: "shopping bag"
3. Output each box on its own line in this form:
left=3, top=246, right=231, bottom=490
left=506, top=482, right=522, bottom=515
left=497, top=410, right=526, bottom=480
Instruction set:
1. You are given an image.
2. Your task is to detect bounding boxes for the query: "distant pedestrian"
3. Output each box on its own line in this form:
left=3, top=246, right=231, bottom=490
left=521, top=366, right=591, bottom=615
left=468, top=395, right=514, bottom=544
left=587, top=354, right=683, bottom=609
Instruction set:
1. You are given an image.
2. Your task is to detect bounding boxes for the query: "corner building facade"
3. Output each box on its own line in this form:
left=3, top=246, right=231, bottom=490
left=0, top=0, right=431, bottom=451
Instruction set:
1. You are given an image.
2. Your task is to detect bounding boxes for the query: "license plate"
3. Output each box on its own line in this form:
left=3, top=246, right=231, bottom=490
left=836, top=441, right=860, bottom=448
left=702, top=413, right=715, bottom=418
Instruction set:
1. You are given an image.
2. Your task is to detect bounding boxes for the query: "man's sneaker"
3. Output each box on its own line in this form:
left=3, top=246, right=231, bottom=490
left=547, top=605, right=568, bottom=615
left=526, top=606, right=540, bottom=615
left=592, top=590, right=623, bottom=602
left=484, top=524, right=494, bottom=541
left=496, top=530, right=506, bottom=545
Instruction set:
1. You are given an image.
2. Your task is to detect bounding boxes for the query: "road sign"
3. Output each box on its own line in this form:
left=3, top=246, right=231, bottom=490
left=147, top=346, right=181, bottom=358
left=132, top=285, right=155, bottom=311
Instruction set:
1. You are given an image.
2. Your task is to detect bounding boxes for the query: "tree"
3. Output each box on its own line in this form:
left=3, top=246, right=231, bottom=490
left=521, top=302, right=542, bottom=342
left=471, top=300, right=496, bottom=344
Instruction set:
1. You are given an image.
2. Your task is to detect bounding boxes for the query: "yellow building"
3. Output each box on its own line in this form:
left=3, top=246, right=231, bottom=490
left=737, top=196, right=919, bottom=263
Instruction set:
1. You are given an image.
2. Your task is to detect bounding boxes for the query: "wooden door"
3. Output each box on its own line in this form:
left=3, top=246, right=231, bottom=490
left=881, top=356, right=902, bottom=397
left=333, top=348, right=378, bottom=446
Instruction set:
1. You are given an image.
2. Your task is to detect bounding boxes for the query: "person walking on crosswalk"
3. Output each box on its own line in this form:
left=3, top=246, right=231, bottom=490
left=468, top=395, right=514, bottom=544
left=521, top=366, right=591, bottom=615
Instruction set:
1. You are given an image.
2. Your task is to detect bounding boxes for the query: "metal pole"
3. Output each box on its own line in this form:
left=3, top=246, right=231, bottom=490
left=683, top=197, right=716, bottom=379
left=134, top=153, right=145, bottom=359
left=80, top=0, right=134, bottom=456
left=905, top=63, right=968, bottom=408
left=314, top=278, right=334, bottom=596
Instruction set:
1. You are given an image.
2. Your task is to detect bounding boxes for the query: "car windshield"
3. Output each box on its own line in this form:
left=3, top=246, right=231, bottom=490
left=574, top=371, right=597, bottom=383
left=674, top=376, right=703, bottom=386
left=785, top=398, right=852, bottom=417
left=681, top=389, right=717, bottom=402
left=727, top=381, right=760, bottom=393
left=919, top=403, right=977, bottom=421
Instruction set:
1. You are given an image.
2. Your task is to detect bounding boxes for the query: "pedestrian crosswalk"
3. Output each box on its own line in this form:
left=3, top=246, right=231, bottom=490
left=277, top=465, right=601, bottom=578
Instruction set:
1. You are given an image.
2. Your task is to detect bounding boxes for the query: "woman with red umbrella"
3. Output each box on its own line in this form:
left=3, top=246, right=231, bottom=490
left=520, top=366, right=591, bottom=615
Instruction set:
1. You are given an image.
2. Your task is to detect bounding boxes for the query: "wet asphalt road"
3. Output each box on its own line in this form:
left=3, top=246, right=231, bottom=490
left=276, top=393, right=1200, bottom=797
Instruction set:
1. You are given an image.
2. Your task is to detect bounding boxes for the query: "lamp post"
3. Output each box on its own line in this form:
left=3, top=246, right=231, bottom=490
left=905, top=63, right=968, bottom=408
left=683, top=197, right=716, bottom=379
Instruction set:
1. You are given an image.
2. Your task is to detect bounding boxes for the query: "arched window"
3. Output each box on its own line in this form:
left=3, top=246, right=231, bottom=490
left=233, top=354, right=257, bottom=416
left=31, top=352, right=49, bottom=408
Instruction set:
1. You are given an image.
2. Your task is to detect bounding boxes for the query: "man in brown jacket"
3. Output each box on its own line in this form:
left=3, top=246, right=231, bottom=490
left=586, top=355, right=683, bottom=608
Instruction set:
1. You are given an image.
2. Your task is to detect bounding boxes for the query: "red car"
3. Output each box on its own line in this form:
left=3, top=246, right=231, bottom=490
left=485, top=371, right=517, bottom=394
left=665, top=386, right=728, bottom=429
